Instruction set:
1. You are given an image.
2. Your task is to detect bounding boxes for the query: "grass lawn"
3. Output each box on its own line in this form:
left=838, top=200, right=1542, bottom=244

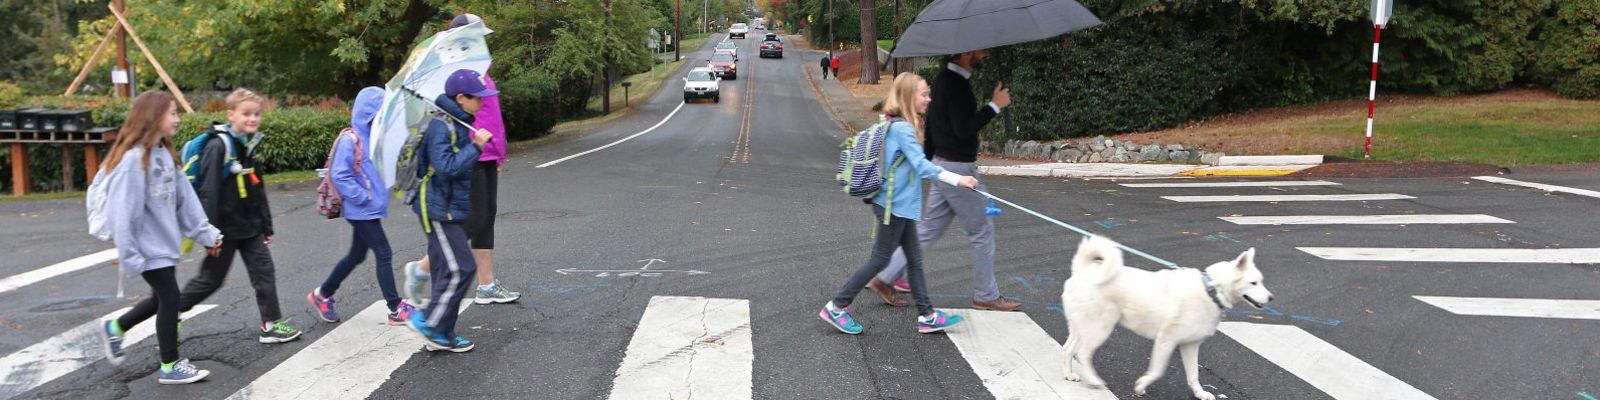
left=877, top=39, right=893, bottom=51
left=265, top=169, right=321, bottom=185
left=1119, top=89, right=1600, bottom=166
left=586, top=58, right=688, bottom=113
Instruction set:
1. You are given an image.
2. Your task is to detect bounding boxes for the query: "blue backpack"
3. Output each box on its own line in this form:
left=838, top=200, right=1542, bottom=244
left=180, top=123, right=241, bottom=190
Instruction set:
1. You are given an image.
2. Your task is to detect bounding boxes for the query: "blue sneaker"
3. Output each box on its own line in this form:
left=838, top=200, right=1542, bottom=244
left=157, top=359, right=210, bottom=385
left=818, top=302, right=863, bottom=334
left=99, top=320, right=124, bottom=366
left=424, top=335, right=475, bottom=353
left=405, top=308, right=435, bottom=341
left=916, top=310, right=964, bottom=334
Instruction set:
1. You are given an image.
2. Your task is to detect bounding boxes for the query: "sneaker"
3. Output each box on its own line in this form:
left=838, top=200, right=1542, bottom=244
left=387, top=302, right=418, bottom=326
left=892, top=278, right=911, bottom=293
left=817, top=302, right=863, bottom=335
left=308, top=289, right=340, bottom=323
left=405, top=308, right=435, bottom=341
left=258, top=319, right=303, bottom=344
left=424, top=335, right=475, bottom=353
left=157, top=359, right=210, bottom=385
left=100, top=320, right=125, bottom=366
left=916, top=309, right=964, bottom=334
left=404, top=261, right=431, bottom=308
left=474, top=283, right=520, bottom=304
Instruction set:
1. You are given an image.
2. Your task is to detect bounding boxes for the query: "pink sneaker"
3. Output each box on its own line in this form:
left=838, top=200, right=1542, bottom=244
left=892, top=278, right=911, bottom=293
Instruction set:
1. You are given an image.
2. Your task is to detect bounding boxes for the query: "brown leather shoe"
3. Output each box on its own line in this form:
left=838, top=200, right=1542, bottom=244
left=973, top=296, right=1022, bottom=311
left=866, top=278, right=909, bottom=307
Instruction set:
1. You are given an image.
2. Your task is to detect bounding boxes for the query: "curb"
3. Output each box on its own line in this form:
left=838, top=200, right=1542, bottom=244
left=1218, top=155, right=1325, bottom=166
left=980, top=163, right=1319, bottom=178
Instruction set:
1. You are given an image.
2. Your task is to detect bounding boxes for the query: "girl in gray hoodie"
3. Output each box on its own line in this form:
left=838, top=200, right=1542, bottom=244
left=95, top=91, right=223, bottom=385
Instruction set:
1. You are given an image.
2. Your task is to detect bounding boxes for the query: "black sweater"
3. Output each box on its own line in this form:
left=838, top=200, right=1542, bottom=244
left=195, top=131, right=273, bottom=239
left=923, top=67, right=997, bottom=163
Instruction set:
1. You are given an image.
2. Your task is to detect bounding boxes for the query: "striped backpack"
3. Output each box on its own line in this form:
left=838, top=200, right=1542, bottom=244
left=836, top=117, right=907, bottom=223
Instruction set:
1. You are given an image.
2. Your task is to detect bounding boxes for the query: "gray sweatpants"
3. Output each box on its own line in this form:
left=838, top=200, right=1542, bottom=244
left=876, top=159, right=1001, bottom=301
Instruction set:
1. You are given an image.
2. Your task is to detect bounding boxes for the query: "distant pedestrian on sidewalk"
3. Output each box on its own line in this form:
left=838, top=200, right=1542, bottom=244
left=405, top=13, right=521, bottom=308
left=872, top=49, right=1019, bottom=312
left=831, top=54, right=842, bottom=80
left=307, top=87, right=416, bottom=325
left=819, top=72, right=980, bottom=336
left=96, top=91, right=222, bottom=384
left=820, top=52, right=832, bottom=80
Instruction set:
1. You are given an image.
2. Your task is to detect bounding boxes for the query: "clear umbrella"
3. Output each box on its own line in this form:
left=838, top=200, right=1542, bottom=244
left=370, top=20, right=494, bottom=190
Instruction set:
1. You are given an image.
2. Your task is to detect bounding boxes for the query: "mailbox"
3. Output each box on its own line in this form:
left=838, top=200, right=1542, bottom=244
left=0, top=109, right=15, bottom=129
left=17, top=108, right=45, bottom=130
left=44, top=110, right=92, bottom=132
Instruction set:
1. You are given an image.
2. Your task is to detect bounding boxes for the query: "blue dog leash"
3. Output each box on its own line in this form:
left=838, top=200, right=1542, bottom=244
left=973, top=189, right=1183, bottom=270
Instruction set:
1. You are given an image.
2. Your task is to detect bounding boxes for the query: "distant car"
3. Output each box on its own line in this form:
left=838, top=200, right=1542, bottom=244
left=729, top=23, right=749, bottom=39
left=708, top=53, right=737, bottom=79
left=683, top=68, right=721, bottom=103
left=763, top=33, right=779, bottom=42
left=715, top=41, right=739, bottom=60
left=759, top=40, right=783, bottom=58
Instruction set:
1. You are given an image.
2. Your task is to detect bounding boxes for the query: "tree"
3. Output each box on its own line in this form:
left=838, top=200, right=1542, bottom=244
left=856, top=0, right=879, bottom=84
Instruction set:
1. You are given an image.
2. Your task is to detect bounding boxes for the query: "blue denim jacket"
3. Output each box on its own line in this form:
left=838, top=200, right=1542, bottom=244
left=873, top=120, right=955, bottom=221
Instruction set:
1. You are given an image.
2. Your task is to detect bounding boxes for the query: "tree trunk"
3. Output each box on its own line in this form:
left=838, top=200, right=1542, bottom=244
left=858, top=0, right=879, bottom=84
left=603, top=0, right=613, bottom=114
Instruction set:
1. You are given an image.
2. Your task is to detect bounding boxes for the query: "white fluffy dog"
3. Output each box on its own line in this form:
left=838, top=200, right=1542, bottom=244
left=1060, top=236, right=1272, bottom=400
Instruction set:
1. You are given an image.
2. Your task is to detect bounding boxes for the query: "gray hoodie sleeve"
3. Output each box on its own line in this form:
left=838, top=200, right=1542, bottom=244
left=106, top=150, right=148, bottom=270
left=176, top=162, right=222, bottom=246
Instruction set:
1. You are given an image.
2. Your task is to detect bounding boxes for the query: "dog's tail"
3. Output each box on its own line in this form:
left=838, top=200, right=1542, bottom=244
left=1070, top=235, right=1124, bottom=286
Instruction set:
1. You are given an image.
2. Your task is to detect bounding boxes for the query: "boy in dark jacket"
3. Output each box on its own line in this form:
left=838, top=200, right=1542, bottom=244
left=405, top=69, right=495, bottom=353
left=118, top=88, right=303, bottom=344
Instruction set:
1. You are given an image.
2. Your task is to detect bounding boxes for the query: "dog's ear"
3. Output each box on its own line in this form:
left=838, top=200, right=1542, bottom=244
left=1234, top=248, right=1257, bottom=270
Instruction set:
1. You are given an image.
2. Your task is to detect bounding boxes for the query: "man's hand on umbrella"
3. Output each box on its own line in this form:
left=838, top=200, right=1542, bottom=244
left=992, top=81, right=1012, bottom=109
left=472, top=128, right=492, bottom=147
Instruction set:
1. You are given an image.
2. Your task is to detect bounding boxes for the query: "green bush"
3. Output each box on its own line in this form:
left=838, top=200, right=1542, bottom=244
left=1529, top=0, right=1600, bottom=99
left=0, top=82, right=24, bottom=108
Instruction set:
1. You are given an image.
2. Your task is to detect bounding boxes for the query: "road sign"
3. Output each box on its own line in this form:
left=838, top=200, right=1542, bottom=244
left=1372, top=0, right=1393, bottom=25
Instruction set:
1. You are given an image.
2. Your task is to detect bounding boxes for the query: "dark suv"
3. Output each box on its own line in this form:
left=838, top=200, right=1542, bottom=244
left=759, top=40, right=784, bottom=58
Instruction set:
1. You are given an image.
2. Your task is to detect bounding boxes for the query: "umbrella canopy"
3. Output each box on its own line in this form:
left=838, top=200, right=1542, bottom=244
left=370, top=21, right=494, bottom=189
left=891, top=0, right=1102, bottom=58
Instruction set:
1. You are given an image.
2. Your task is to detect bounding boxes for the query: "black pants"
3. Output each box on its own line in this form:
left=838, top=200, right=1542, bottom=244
left=424, top=222, right=477, bottom=339
left=319, top=219, right=401, bottom=311
left=123, top=234, right=283, bottom=328
left=832, top=205, right=934, bottom=316
left=120, top=267, right=182, bottom=363
left=464, top=161, right=497, bottom=250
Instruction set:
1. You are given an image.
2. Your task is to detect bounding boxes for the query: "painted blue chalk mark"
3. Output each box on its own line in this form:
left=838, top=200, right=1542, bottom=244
left=1203, top=234, right=1241, bottom=243
left=1094, top=219, right=1125, bottom=229
left=1291, top=314, right=1343, bottom=327
left=1011, top=276, right=1040, bottom=294
left=1578, top=392, right=1597, bottom=400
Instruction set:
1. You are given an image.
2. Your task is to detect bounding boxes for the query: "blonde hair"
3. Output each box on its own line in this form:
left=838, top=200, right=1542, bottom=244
left=879, top=72, right=927, bottom=141
left=225, top=88, right=265, bottom=110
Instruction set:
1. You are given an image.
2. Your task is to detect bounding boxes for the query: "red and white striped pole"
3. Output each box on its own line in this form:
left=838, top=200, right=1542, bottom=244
left=1364, top=24, right=1383, bottom=159
left=1365, top=0, right=1392, bottom=159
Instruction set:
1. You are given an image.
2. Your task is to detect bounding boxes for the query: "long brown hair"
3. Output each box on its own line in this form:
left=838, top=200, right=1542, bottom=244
left=879, top=72, right=927, bottom=141
left=102, top=92, right=179, bottom=173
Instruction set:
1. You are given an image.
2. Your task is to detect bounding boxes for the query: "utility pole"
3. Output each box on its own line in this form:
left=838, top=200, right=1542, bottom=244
left=703, top=0, right=708, bottom=34
left=675, top=0, right=681, bottom=61
left=826, top=0, right=834, bottom=50
left=112, top=0, right=130, bottom=98
left=603, top=0, right=612, bottom=115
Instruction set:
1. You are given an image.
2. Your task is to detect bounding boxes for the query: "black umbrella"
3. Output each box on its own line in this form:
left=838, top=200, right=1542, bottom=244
left=890, top=0, right=1102, bottom=58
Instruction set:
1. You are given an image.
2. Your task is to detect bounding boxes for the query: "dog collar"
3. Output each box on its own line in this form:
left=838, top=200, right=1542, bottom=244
left=1200, top=271, right=1229, bottom=310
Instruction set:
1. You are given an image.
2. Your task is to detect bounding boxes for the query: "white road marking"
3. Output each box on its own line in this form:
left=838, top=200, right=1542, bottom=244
left=1298, top=247, right=1600, bottom=263
left=1119, top=180, right=1339, bottom=188
left=537, top=102, right=687, bottom=168
left=0, top=305, right=216, bottom=399
left=1218, top=322, right=1437, bottom=400
left=1163, top=194, right=1414, bottom=202
left=1471, top=176, right=1600, bottom=199
left=1413, top=296, right=1600, bottom=321
left=227, top=301, right=470, bottom=400
left=0, top=250, right=117, bottom=294
left=945, top=309, right=1119, bottom=400
left=1221, top=214, right=1512, bottom=225
left=608, top=296, right=752, bottom=400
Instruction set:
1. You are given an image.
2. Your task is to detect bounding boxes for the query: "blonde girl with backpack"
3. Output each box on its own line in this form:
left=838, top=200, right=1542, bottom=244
left=819, top=72, right=979, bottom=335
left=95, top=91, right=222, bottom=384
left=307, top=87, right=416, bottom=325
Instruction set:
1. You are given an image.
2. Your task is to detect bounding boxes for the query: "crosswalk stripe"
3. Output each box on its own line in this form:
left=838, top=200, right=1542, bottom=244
left=608, top=296, right=752, bottom=400
left=1162, top=194, right=1414, bottom=202
left=1298, top=247, right=1600, bottom=263
left=1472, top=176, right=1600, bottom=199
left=1221, top=214, right=1512, bottom=225
left=1413, top=296, right=1600, bottom=321
left=0, top=250, right=117, bottom=295
left=945, top=309, right=1118, bottom=400
left=1217, top=322, right=1436, bottom=400
left=226, top=301, right=470, bottom=400
left=0, top=305, right=216, bottom=399
left=1120, top=180, right=1339, bottom=188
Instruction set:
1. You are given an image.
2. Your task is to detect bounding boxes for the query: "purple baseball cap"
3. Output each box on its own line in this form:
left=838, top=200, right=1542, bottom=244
left=444, top=69, right=498, bottom=98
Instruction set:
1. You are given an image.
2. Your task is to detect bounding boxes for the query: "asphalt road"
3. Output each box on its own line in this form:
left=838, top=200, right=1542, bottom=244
left=2, top=31, right=1596, bottom=400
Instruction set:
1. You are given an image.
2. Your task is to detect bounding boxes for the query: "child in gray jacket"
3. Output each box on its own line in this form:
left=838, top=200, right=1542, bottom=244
left=95, top=91, right=223, bottom=385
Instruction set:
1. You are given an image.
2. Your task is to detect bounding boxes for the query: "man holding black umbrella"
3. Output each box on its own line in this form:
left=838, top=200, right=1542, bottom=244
left=866, top=49, right=1019, bottom=312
